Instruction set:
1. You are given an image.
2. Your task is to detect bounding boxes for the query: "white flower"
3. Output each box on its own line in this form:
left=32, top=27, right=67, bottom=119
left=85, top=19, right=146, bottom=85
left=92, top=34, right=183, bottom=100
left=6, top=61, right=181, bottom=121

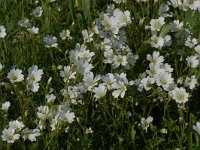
left=156, top=72, right=174, bottom=90
left=18, top=19, right=30, bottom=28
left=114, top=72, right=129, bottom=85
left=27, top=26, right=39, bottom=34
left=27, top=65, right=43, bottom=82
left=43, top=35, right=58, bottom=48
left=0, top=26, right=6, bottom=38
left=86, top=127, right=93, bottom=134
left=159, top=4, right=170, bottom=17
left=7, top=68, right=24, bottom=83
left=186, top=55, right=199, bottom=68
left=104, top=48, right=114, bottom=64
left=188, top=0, right=200, bottom=10
left=150, top=17, right=165, bottom=31
left=172, top=20, right=183, bottom=31
left=127, top=54, right=139, bottom=66
left=193, top=122, right=200, bottom=135
left=147, top=51, right=164, bottom=65
left=151, top=35, right=165, bottom=49
left=64, top=110, right=75, bottom=123
left=140, top=116, right=153, bottom=133
left=185, top=36, right=198, bottom=48
left=74, top=60, right=93, bottom=75
left=32, top=6, right=43, bottom=17
left=27, top=80, right=39, bottom=93
left=194, top=45, right=200, bottom=55
left=46, top=94, right=56, bottom=103
left=112, top=81, right=127, bottom=98
left=93, top=84, right=107, bottom=99
left=184, top=75, right=198, bottom=90
left=78, top=50, right=95, bottom=62
left=147, top=63, right=164, bottom=77
left=102, top=73, right=116, bottom=90
left=82, top=29, right=94, bottom=42
left=101, top=14, right=119, bottom=34
left=0, top=63, right=4, bottom=71
left=1, top=101, right=10, bottom=111
left=160, top=63, right=173, bottom=73
left=113, top=55, right=128, bottom=68
left=1, top=128, right=20, bottom=143
left=168, top=0, right=182, bottom=8
left=160, top=128, right=168, bottom=134
left=60, top=66, right=76, bottom=82
left=113, top=9, right=131, bottom=27
left=9, top=120, right=25, bottom=132
left=22, top=128, right=40, bottom=142
left=140, top=76, right=155, bottom=91
left=83, top=72, right=101, bottom=91
left=172, top=87, right=189, bottom=104
left=48, top=0, right=56, bottom=2
left=60, top=30, right=72, bottom=40
left=164, top=35, right=172, bottom=47
left=27, top=129, right=40, bottom=141
left=113, top=0, right=127, bottom=3
left=37, top=106, right=50, bottom=120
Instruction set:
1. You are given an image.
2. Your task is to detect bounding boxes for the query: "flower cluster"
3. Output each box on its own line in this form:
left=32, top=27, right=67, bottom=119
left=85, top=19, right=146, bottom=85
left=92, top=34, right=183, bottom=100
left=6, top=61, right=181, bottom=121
left=1, top=0, right=200, bottom=149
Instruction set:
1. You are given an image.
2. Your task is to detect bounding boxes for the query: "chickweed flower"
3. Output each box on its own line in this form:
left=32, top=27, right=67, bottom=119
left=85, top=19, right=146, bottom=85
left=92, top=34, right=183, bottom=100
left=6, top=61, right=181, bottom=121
left=113, top=0, right=127, bottom=3
left=64, top=110, right=75, bottom=124
left=18, top=19, right=30, bottom=28
left=32, top=6, right=43, bottom=17
left=193, top=122, right=200, bottom=135
left=151, top=35, right=165, bottom=49
left=184, top=75, right=198, bottom=90
left=113, top=55, right=128, bottom=68
left=37, top=106, right=50, bottom=120
left=22, top=128, right=40, bottom=142
left=0, top=25, right=7, bottom=38
left=1, top=101, right=11, bottom=111
left=60, top=30, right=72, bottom=40
left=26, top=80, right=39, bottom=93
left=186, top=55, right=199, bottom=68
left=43, top=35, right=58, bottom=48
left=0, top=63, right=4, bottom=71
left=172, top=87, right=189, bottom=104
left=93, top=84, right=107, bottom=99
left=46, top=94, right=56, bottom=103
left=112, top=81, right=127, bottom=98
left=86, top=127, right=93, bottom=134
left=27, top=65, right=43, bottom=82
left=83, top=72, right=101, bottom=91
left=27, top=26, right=39, bottom=34
left=1, top=128, right=20, bottom=144
left=147, top=51, right=164, bottom=65
left=150, top=17, right=165, bottom=31
left=156, top=72, right=174, bottom=90
left=60, top=66, right=76, bottom=82
left=82, top=29, right=94, bottom=43
left=7, top=68, right=24, bottom=83
left=160, top=128, right=168, bottom=134
left=102, top=73, right=116, bottom=90
left=140, top=116, right=153, bottom=133
left=9, top=120, right=25, bottom=132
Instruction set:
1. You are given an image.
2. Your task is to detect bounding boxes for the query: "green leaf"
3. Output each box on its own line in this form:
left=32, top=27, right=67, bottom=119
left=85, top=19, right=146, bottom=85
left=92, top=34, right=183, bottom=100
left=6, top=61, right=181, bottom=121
left=160, top=24, right=172, bottom=36
left=80, top=0, right=91, bottom=20
left=69, top=0, right=75, bottom=21
left=131, top=126, right=136, bottom=142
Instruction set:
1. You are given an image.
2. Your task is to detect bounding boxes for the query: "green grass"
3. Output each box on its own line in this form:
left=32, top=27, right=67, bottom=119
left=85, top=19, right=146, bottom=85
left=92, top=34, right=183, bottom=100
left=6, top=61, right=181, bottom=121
left=1, top=0, right=200, bottom=149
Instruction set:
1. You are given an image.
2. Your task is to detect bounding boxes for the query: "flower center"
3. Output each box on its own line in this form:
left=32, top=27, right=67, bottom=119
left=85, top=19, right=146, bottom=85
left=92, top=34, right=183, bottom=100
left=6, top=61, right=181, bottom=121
left=179, top=94, right=184, bottom=101
left=12, top=75, right=18, bottom=80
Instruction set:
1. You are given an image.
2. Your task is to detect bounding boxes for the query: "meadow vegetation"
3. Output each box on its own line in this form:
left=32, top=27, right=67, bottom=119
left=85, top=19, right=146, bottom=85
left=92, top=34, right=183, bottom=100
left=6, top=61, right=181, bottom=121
left=1, top=0, right=200, bottom=149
